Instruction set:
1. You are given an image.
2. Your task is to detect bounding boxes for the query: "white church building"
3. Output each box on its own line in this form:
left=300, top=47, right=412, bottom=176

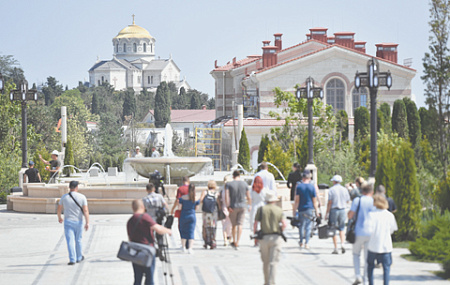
left=89, top=16, right=190, bottom=93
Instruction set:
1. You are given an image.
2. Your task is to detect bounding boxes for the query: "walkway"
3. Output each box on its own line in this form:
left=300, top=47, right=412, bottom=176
left=0, top=205, right=448, bottom=285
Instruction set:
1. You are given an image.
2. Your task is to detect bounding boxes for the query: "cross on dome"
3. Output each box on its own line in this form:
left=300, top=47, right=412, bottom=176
left=132, top=14, right=135, bottom=25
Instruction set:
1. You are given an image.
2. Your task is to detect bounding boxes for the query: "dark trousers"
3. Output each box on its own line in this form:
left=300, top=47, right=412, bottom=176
left=367, top=251, right=392, bottom=285
left=132, top=257, right=156, bottom=285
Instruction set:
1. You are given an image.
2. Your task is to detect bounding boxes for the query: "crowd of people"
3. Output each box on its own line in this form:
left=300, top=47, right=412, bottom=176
left=53, top=161, right=399, bottom=285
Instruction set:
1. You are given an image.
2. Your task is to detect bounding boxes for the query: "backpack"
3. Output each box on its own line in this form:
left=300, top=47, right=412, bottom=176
left=202, top=191, right=217, bottom=213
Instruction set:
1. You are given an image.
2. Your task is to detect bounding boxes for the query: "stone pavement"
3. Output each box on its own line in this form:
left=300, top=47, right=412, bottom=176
left=0, top=205, right=448, bottom=285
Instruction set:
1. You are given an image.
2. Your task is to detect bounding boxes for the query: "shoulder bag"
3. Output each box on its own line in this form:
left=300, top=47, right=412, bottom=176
left=117, top=214, right=156, bottom=268
left=68, top=192, right=84, bottom=213
left=346, top=197, right=361, bottom=244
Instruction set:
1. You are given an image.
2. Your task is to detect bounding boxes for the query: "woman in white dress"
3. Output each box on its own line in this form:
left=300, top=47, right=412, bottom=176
left=249, top=175, right=267, bottom=245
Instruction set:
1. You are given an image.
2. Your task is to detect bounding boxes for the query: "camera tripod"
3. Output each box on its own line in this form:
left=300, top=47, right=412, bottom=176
left=156, top=233, right=174, bottom=285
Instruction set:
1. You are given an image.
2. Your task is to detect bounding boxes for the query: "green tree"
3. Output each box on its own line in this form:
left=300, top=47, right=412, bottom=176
left=354, top=106, right=370, bottom=139
left=51, top=89, right=94, bottom=124
left=379, top=102, right=392, bottom=134
left=419, top=107, right=439, bottom=148
left=392, top=99, right=409, bottom=139
left=422, top=0, right=450, bottom=176
left=375, top=132, right=401, bottom=197
left=393, top=140, right=421, bottom=241
left=136, top=89, right=154, bottom=120
left=336, top=110, right=349, bottom=144
left=436, top=171, right=450, bottom=212
left=98, top=112, right=123, bottom=157
left=190, top=91, right=202, bottom=109
left=64, top=139, right=75, bottom=176
left=238, top=129, right=250, bottom=170
left=154, top=82, right=171, bottom=127
left=67, top=117, right=92, bottom=168
left=91, top=92, right=100, bottom=115
left=403, top=97, right=422, bottom=148
left=257, top=134, right=269, bottom=164
left=263, top=140, right=292, bottom=180
left=42, top=76, right=63, bottom=106
left=122, top=88, right=136, bottom=120
left=207, top=97, right=215, bottom=109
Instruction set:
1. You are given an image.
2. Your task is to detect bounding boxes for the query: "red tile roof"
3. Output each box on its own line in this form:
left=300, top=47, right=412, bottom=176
left=213, top=56, right=261, bottom=72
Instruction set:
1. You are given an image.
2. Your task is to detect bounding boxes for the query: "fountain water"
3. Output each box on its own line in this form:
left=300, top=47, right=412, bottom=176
left=124, top=123, right=212, bottom=182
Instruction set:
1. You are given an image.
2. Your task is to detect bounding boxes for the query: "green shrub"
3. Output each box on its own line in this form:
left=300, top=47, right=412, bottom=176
left=238, top=129, right=250, bottom=171
left=443, top=255, right=450, bottom=278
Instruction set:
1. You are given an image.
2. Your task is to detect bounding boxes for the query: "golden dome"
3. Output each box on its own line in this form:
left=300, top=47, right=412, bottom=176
left=114, top=17, right=152, bottom=40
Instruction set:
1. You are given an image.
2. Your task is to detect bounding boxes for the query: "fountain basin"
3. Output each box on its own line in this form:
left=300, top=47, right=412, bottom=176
left=124, top=157, right=212, bottom=179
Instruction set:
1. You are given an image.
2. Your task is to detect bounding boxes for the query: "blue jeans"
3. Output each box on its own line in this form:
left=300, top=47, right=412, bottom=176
left=64, top=220, right=84, bottom=263
left=298, top=209, right=314, bottom=245
left=132, top=256, right=156, bottom=285
left=367, top=251, right=392, bottom=285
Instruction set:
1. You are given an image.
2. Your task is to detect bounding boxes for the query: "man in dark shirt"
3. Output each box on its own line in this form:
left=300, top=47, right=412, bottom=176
left=376, top=185, right=397, bottom=213
left=225, top=170, right=251, bottom=250
left=127, top=199, right=171, bottom=285
left=23, top=161, right=41, bottom=183
left=287, top=163, right=302, bottom=201
left=39, top=150, right=61, bottom=182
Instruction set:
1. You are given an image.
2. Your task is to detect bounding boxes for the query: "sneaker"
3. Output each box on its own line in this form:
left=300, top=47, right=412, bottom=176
left=188, top=248, right=194, bottom=254
left=299, top=242, right=304, bottom=248
left=332, top=249, right=338, bottom=254
left=304, top=244, right=310, bottom=249
left=341, top=247, right=346, bottom=254
left=68, top=262, right=75, bottom=265
left=182, top=247, right=187, bottom=253
left=76, top=256, right=85, bottom=263
left=352, top=278, right=362, bottom=285
left=234, top=246, right=239, bottom=251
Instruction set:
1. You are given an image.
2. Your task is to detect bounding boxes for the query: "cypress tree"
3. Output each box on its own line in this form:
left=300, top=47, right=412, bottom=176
left=419, top=107, right=438, bottom=144
left=122, top=88, right=136, bottom=119
left=403, top=98, right=422, bottom=148
left=64, top=139, right=75, bottom=176
left=154, top=82, right=171, bottom=127
left=393, top=140, right=421, bottom=241
left=238, top=129, right=250, bottom=170
left=436, top=171, right=450, bottom=212
left=258, top=135, right=269, bottom=164
left=354, top=106, right=370, bottom=139
left=392, top=99, right=409, bottom=139
left=375, top=133, right=398, bottom=197
left=190, top=92, right=202, bottom=109
left=91, top=92, right=99, bottom=115
left=336, top=110, right=349, bottom=141
left=379, top=102, right=392, bottom=134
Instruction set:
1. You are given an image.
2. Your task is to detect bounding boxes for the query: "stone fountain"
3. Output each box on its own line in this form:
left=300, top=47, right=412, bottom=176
left=123, top=124, right=212, bottom=183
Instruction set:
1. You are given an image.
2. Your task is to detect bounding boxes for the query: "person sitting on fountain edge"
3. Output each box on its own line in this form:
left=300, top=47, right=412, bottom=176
left=151, top=147, right=160, bottom=158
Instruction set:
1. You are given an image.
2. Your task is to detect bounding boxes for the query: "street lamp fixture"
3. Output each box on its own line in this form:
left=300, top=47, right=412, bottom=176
left=354, top=58, right=393, bottom=178
left=296, top=77, right=323, bottom=166
left=9, top=79, right=38, bottom=168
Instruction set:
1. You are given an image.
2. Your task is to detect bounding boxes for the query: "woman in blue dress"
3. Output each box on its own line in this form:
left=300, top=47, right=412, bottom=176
left=179, top=184, right=200, bottom=254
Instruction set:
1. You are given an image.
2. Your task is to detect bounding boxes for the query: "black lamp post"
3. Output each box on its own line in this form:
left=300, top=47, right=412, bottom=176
left=9, top=79, right=38, bottom=168
left=354, top=58, right=392, bottom=178
left=296, top=77, right=324, bottom=165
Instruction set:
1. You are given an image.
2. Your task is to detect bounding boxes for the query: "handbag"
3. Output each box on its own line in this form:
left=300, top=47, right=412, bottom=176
left=117, top=214, right=156, bottom=267
left=346, top=197, right=361, bottom=244
left=174, top=210, right=181, bottom=218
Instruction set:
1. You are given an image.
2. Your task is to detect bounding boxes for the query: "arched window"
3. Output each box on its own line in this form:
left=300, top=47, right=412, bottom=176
left=148, top=76, right=150, bottom=84
left=326, top=78, right=345, bottom=111
left=123, top=43, right=126, bottom=53
left=352, top=87, right=368, bottom=114
left=133, top=43, right=137, bottom=52
left=143, top=43, right=147, bottom=52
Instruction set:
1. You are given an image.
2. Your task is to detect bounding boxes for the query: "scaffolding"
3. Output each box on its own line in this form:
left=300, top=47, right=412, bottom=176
left=195, top=127, right=222, bottom=170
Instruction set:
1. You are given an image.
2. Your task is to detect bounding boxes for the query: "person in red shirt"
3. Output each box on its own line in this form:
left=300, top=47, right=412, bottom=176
left=127, top=199, right=171, bottom=285
left=170, top=176, right=190, bottom=216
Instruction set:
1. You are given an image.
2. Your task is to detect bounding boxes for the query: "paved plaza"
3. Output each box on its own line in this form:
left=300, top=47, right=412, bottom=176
left=1, top=204, right=448, bottom=285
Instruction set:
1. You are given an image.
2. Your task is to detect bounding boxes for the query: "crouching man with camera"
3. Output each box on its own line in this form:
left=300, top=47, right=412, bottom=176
left=127, top=199, right=171, bottom=285
left=254, top=192, right=287, bottom=285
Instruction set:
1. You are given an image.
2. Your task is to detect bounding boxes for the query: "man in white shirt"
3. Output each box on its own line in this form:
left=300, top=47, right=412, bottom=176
left=151, top=147, right=160, bottom=158
left=57, top=181, right=90, bottom=265
left=253, top=162, right=277, bottom=194
left=134, top=146, right=144, bottom=158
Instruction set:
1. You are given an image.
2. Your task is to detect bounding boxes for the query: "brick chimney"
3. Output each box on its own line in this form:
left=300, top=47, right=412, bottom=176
left=376, top=43, right=398, bottom=63
left=327, top=36, right=335, bottom=45
left=354, top=41, right=366, bottom=53
left=274, top=33, right=283, bottom=51
left=309, top=28, right=328, bottom=43
left=262, top=45, right=278, bottom=68
left=262, top=40, right=271, bottom=47
left=334, top=32, right=355, bottom=48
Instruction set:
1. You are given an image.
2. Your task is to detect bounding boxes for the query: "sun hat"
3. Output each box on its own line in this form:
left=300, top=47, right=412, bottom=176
left=51, top=150, right=59, bottom=156
left=330, top=175, right=343, bottom=183
left=136, top=146, right=140, bottom=150
left=265, top=191, right=279, bottom=202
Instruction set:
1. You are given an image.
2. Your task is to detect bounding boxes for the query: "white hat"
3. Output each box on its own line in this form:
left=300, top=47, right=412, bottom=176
left=135, top=146, right=140, bottom=150
left=51, top=150, right=59, bottom=156
left=265, top=191, right=279, bottom=202
left=330, top=175, right=343, bottom=183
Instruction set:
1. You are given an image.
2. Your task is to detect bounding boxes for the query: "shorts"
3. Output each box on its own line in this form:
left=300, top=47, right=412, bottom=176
left=329, top=208, right=346, bottom=231
left=229, top=207, right=246, bottom=227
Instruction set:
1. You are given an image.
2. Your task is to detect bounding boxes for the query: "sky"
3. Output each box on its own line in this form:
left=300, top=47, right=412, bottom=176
left=0, top=0, right=430, bottom=106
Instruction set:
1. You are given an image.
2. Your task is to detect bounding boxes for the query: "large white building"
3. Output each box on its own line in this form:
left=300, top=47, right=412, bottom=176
left=89, top=16, right=190, bottom=93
